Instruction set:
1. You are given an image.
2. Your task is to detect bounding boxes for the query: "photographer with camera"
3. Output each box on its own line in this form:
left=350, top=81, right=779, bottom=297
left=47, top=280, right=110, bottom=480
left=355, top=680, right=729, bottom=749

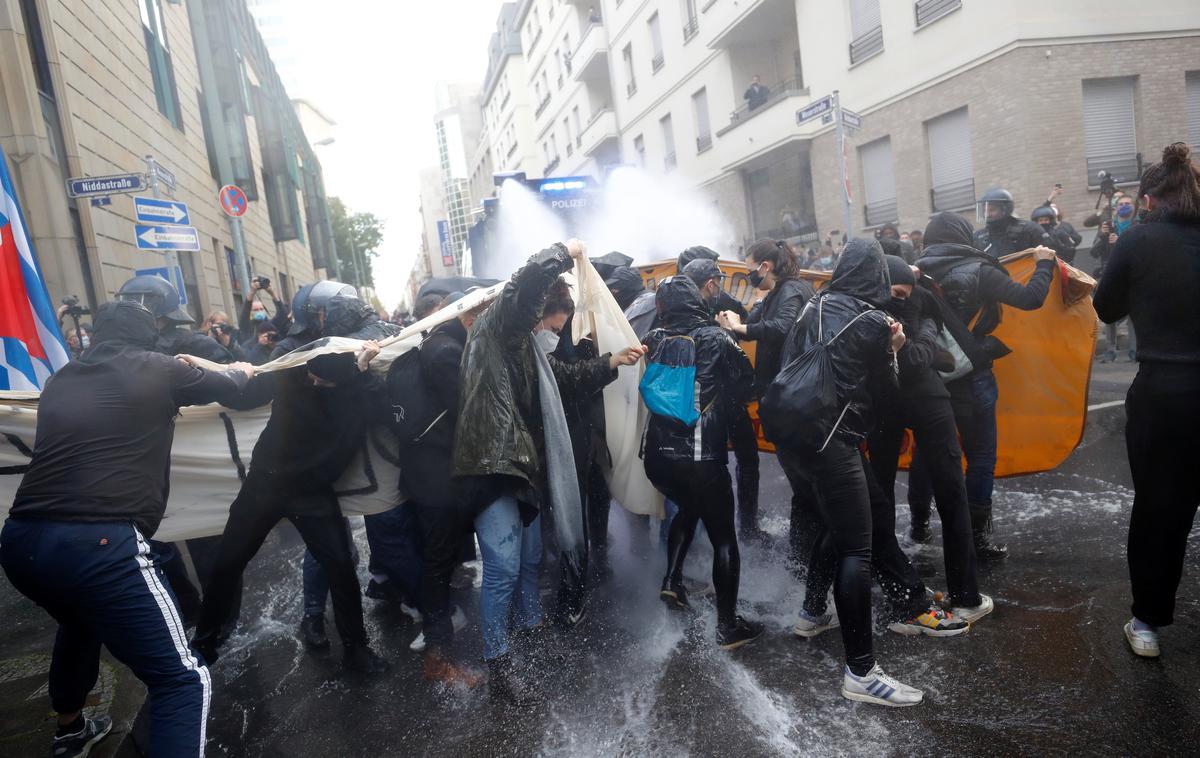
left=242, top=321, right=279, bottom=365
left=239, top=275, right=290, bottom=342
left=56, top=296, right=91, bottom=358
left=1092, top=193, right=1138, bottom=362
left=202, top=310, right=248, bottom=363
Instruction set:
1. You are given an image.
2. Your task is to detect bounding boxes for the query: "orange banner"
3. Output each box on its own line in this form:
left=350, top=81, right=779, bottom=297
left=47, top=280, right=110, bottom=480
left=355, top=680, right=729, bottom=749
left=636, top=254, right=1095, bottom=476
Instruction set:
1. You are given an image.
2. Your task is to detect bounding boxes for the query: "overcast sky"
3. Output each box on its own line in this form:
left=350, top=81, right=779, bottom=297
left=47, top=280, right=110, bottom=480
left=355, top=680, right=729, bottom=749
left=274, top=0, right=507, bottom=309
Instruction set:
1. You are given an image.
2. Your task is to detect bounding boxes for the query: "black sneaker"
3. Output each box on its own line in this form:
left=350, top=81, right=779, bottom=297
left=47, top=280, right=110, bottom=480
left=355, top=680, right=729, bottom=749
left=717, top=616, right=765, bottom=650
left=486, top=654, right=542, bottom=706
left=364, top=578, right=405, bottom=602
left=52, top=714, right=112, bottom=758
left=910, top=518, right=932, bottom=543
left=342, top=644, right=390, bottom=674
left=659, top=578, right=691, bottom=611
left=300, top=614, right=330, bottom=650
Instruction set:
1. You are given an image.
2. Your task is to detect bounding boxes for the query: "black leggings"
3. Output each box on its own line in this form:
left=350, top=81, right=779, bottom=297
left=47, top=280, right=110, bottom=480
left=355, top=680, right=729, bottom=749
left=645, top=457, right=740, bottom=628
left=194, top=484, right=366, bottom=650
left=1125, top=364, right=1200, bottom=627
left=870, top=396, right=981, bottom=607
left=778, top=440, right=875, bottom=675
left=729, top=403, right=761, bottom=532
left=414, top=501, right=478, bottom=648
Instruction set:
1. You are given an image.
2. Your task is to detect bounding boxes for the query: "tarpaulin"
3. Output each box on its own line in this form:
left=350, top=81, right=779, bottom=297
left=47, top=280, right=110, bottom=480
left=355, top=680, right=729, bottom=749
left=635, top=251, right=1096, bottom=477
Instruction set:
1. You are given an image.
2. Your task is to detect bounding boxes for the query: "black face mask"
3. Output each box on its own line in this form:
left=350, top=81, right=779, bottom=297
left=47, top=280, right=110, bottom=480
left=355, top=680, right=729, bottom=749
left=888, top=296, right=910, bottom=315
left=748, top=270, right=765, bottom=289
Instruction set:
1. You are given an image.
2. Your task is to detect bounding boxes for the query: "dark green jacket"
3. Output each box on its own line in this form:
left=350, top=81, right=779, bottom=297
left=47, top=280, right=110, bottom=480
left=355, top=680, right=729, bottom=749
left=451, top=245, right=614, bottom=493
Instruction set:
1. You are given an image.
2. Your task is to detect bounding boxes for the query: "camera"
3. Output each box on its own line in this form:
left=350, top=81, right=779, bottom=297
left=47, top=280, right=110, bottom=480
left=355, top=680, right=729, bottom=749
left=213, top=322, right=236, bottom=335
left=1097, top=170, right=1119, bottom=197
left=61, top=295, right=90, bottom=319
left=252, top=275, right=271, bottom=290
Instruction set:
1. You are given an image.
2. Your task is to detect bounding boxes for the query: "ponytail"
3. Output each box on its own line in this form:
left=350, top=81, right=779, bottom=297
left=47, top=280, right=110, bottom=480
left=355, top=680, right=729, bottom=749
left=1137, top=142, right=1200, bottom=221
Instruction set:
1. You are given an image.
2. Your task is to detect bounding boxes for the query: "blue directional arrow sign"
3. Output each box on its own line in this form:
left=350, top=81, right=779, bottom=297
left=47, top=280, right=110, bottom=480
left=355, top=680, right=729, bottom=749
left=134, top=196, right=190, bottom=225
left=135, top=224, right=201, bottom=252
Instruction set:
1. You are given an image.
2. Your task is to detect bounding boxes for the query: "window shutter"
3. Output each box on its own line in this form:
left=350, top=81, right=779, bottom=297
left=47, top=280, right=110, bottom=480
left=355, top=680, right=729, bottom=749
left=1187, top=72, right=1200, bottom=153
left=927, top=108, right=974, bottom=211
left=860, top=137, right=896, bottom=225
left=849, top=0, right=881, bottom=39
left=1082, top=77, right=1138, bottom=185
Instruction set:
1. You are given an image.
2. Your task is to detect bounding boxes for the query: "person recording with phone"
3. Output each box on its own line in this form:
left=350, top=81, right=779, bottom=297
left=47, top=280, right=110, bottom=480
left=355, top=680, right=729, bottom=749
left=238, top=275, right=291, bottom=342
left=1092, top=193, right=1138, bottom=362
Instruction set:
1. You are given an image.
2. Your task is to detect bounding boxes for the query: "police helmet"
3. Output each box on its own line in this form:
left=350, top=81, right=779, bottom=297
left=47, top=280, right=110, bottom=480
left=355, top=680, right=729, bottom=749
left=1030, top=205, right=1057, bottom=224
left=116, top=274, right=192, bottom=324
left=288, top=280, right=358, bottom=336
left=977, top=187, right=1015, bottom=221
left=676, top=245, right=719, bottom=273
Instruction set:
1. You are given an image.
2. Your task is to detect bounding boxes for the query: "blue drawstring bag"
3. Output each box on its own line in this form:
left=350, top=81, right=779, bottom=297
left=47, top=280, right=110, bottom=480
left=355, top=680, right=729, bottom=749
left=639, top=334, right=699, bottom=426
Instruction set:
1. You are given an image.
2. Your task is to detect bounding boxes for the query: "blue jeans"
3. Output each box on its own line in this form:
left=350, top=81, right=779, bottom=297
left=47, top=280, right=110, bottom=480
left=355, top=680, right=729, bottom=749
left=363, top=505, right=425, bottom=610
left=302, top=518, right=359, bottom=618
left=474, top=496, right=542, bottom=660
left=1, top=520, right=210, bottom=756
left=960, top=370, right=999, bottom=508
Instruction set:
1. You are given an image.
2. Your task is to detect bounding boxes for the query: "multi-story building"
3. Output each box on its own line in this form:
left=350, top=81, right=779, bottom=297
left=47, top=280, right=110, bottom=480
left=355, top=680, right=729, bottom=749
left=432, top=82, right=485, bottom=275
left=416, top=165, right=456, bottom=282
left=0, top=0, right=337, bottom=324
left=476, top=0, right=1199, bottom=257
left=478, top=3, right=540, bottom=185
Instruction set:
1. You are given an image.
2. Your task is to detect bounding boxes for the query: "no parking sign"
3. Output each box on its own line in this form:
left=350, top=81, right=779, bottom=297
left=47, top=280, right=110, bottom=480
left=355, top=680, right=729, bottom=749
left=219, top=184, right=248, bottom=217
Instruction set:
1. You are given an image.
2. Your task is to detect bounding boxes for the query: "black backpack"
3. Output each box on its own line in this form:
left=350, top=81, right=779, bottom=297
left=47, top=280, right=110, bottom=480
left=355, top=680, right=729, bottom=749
left=760, top=296, right=878, bottom=453
left=385, top=341, right=449, bottom=445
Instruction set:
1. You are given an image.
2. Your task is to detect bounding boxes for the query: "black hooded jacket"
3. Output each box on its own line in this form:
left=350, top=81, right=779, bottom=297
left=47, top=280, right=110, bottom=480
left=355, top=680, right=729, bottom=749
left=11, top=302, right=248, bottom=535
left=918, top=212, right=1055, bottom=370
left=972, top=215, right=1051, bottom=258
left=643, top=277, right=754, bottom=463
left=605, top=266, right=647, bottom=311
left=157, top=324, right=237, bottom=364
left=885, top=286, right=951, bottom=401
left=779, top=239, right=895, bottom=444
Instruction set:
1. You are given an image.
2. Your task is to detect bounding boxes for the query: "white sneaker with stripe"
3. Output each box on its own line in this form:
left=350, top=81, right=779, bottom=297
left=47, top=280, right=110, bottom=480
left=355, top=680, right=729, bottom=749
left=841, top=663, right=924, bottom=707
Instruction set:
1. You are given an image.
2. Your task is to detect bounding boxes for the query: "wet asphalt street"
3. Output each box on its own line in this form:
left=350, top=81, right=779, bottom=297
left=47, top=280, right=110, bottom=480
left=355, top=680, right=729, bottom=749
left=4, top=359, right=1200, bottom=757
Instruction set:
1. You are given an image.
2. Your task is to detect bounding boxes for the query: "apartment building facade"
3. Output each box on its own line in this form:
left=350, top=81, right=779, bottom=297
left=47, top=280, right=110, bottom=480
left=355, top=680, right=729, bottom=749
left=1, top=0, right=338, bottom=323
left=468, top=0, right=1199, bottom=258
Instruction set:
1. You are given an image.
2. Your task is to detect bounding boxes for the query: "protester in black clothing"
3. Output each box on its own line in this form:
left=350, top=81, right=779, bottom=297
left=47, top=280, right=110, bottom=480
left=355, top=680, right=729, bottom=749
left=910, top=212, right=1056, bottom=559
left=772, top=238, right=923, bottom=706
left=2, top=300, right=251, bottom=756
left=744, top=76, right=769, bottom=110
left=240, top=321, right=279, bottom=365
left=867, top=256, right=991, bottom=623
left=719, top=239, right=816, bottom=549
left=1093, top=142, right=1200, bottom=659
left=642, top=275, right=762, bottom=649
left=1030, top=205, right=1079, bottom=263
left=973, top=187, right=1052, bottom=258
left=191, top=289, right=392, bottom=674
left=678, top=246, right=748, bottom=321
left=116, top=275, right=235, bottom=363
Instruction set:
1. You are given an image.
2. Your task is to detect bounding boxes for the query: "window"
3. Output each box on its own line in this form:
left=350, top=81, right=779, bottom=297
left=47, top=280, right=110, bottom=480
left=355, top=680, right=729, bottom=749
left=623, top=44, right=637, bottom=96
left=915, top=0, right=961, bottom=27
left=1082, top=77, right=1139, bottom=186
left=572, top=105, right=582, bottom=147
left=648, top=14, right=665, bottom=73
left=564, top=117, right=573, bottom=155
left=139, top=0, right=183, bottom=129
left=692, top=88, right=711, bottom=152
left=848, top=0, right=883, bottom=65
left=926, top=107, right=975, bottom=211
left=860, top=137, right=897, bottom=226
left=1188, top=72, right=1200, bottom=153
left=681, top=0, right=699, bottom=42
left=633, top=134, right=646, bottom=167
left=660, top=114, right=676, bottom=171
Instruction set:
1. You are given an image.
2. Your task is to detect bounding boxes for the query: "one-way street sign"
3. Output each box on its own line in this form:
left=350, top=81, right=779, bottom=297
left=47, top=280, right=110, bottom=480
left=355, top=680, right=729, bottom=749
left=135, top=224, right=200, bottom=252
left=66, top=173, right=147, bottom=198
left=134, top=196, right=190, bottom=225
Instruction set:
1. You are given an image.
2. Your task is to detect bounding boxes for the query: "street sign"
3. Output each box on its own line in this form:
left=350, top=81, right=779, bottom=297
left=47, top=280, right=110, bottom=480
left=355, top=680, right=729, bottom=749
left=796, top=95, right=833, bottom=125
left=134, top=265, right=187, bottom=305
left=135, top=224, right=200, bottom=252
left=90, top=197, right=112, bottom=208
left=219, top=185, right=248, bottom=217
left=135, top=196, right=190, bottom=225
left=821, top=112, right=834, bottom=126
left=149, top=159, right=176, bottom=192
left=841, top=109, right=864, bottom=130
left=66, top=173, right=146, bottom=198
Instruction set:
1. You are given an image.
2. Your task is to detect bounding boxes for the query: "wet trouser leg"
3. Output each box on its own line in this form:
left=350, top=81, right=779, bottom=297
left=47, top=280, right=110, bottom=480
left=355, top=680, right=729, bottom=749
left=194, top=489, right=284, bottom=650
left=185, top=535, right=242, bottom=635
left=789, top=440, right=875, bottom=675
left=906, top=448, right=933, bottom=517
left=870, top=400, right=980, bottom=607
left=586, top=461, right=612, bottom=559
left=1125, top=364, right=1200, bottom=627
left=363, top=505, right=425, bottom=610
left=647, top=457, right=741, bottom=628
left=154, top=541, right=200, bottom=624
left=291, top=513, right=368, bottom=646
left=301, top=518, right=359, bottom=617
left=951, top=369, right=999, bottom=509
left=474, top=496, right=542, bottom=660
left=729, top=403, right=761, bottom=534
left=1, top=520, right=211, bottom=755
left=778, top=448, right=823, bottom=570
left=416, top=502, right=478, bottom=648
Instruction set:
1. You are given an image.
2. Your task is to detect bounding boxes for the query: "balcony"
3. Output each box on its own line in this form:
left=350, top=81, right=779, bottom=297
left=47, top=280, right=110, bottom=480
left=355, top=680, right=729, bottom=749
left=534, top=94, right=552, bottom=118
left=715, top=86, right=814, bottom=173
left=716, top=77, right=808, bottom=138
left=707, top=0, right=796, bottom=49
left=571, top=21, right=609, bottom=84
left=579, top=108, right=619, bottom=157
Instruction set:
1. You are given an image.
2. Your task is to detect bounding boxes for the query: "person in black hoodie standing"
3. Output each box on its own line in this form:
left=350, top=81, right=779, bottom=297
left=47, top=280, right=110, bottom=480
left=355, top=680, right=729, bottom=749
left=1094, top=143, right=1200, bottom=659
left=2, top=301, right=251, bottom=757
left=718, top=239, right=816, bottom=555
left=643, top=276, right=762, bottom=649
left=911, top=212, right=1056, bottom=559
left=772, top=239, right=924, bottom=706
